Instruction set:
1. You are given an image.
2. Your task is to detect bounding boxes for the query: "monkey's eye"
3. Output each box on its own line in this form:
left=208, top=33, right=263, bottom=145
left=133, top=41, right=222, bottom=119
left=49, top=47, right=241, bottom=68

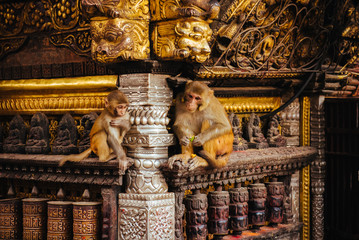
left=195, top=96, right=201, bottom=101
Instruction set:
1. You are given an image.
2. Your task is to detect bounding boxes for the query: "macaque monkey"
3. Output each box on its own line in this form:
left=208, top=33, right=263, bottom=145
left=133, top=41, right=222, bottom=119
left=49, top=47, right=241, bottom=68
left=168, top=81, right=234, bottom=170
left=59, top=90, right=131, bottom=171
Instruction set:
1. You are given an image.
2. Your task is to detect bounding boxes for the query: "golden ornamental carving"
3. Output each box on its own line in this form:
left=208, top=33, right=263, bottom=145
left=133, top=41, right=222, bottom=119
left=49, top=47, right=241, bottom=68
left=51, top=0, right=81, bottom=30
left=0, top=75, right=117, bottom=114
left=300, top=95, right=310, bottom=240
left=23, top=0, right=52, bottom=34
left=0, top=96, right=106, bottom=114
left=50, top=29, right=91, bottom=56
left=0, top=3, right=25, bottom=37
left=0, top=36, right=27, bottom=60
left=90, top=17, right=149, bottom=63
left=206, top=0, right=330, bottom=72
left=300, top=96, right=310, bottom=146
left=82, top=0, right=149, bottom=20
left=150, top=0, right=220, bottom=22
left=152, top=18, right=212, bottom=63
left=218, top=97, right=281, bottom=114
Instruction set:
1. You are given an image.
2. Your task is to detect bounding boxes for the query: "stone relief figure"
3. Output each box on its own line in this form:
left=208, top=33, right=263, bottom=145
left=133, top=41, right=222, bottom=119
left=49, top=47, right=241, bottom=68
left=229, top=113, right=248, bottom=151
left=267, top=114, right=287, bottom=147
left=25, top=113, right=50, bottom=154
left=246, top=113, right=268, bottom=149
left=52, top=113, right=78, bottom=155
left=78, top=112, right=98, bottom=153
left=3, top=114, right=27, bottom=153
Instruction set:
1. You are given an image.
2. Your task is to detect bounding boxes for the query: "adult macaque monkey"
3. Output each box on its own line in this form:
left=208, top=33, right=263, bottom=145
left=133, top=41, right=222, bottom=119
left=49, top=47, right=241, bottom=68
left=59, top=90, right=132, bottom=171
left=168, top=81, right=234, bottom=170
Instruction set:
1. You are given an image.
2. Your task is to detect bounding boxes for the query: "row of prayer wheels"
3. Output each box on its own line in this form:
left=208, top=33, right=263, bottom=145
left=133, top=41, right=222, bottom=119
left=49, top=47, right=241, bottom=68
left=0, top=197, right=101, bottom=240
left=185, top=179, right=285, bottom=239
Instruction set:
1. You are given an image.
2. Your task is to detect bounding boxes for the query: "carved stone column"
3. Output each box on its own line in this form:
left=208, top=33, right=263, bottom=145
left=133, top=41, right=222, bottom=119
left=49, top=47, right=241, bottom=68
left=118, top=73, right=175, bottom=239
left=310, top=95, right=326, bottom=240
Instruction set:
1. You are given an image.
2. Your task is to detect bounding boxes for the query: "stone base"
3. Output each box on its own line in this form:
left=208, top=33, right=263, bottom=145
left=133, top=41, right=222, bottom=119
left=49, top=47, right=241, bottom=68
left=118, top=193, right=175, bottom=240
left=248, top=142, right=269, bottom=149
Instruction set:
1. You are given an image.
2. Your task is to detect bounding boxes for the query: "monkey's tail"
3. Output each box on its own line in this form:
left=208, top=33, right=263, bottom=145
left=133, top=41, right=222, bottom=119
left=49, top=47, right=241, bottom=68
left=59, top=148, right=92, bottom=166
left=197, top=150, right=230, bottom=169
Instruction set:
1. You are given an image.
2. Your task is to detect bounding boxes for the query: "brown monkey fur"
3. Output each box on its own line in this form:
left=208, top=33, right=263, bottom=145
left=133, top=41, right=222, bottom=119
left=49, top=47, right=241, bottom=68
left=59, top=90, right=132, bottom=171
left=168, top=81, right=234, bottom=170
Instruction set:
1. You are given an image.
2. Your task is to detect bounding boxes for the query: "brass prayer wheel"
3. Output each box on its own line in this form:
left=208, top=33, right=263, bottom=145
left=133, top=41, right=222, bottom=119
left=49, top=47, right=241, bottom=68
left=22, top=198, right=49, bottom=240
left=47, top=201, right=73, bottom=240
left=0, top=198, right=22, bottom=240
left=73, top=202, right=101, bottom=240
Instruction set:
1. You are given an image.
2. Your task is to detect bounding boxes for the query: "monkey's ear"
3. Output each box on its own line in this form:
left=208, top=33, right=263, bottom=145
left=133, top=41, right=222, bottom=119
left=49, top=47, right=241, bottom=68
left=104, top=98, right=109, bottom=108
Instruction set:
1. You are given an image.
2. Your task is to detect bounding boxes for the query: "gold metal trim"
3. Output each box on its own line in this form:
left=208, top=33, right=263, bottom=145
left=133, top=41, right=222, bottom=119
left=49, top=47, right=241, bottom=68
left=218, top=97, right=281, bottom=114
left=0, top=75, right=118, bottom=114
left=0, top=75, right=117, bottom=92
left=300, top=96, right=310, bottom=240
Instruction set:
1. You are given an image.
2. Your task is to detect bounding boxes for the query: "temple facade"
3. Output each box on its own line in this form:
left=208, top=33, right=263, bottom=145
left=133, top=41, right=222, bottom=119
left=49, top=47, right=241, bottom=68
left=0, top=0, right=358, bottom=239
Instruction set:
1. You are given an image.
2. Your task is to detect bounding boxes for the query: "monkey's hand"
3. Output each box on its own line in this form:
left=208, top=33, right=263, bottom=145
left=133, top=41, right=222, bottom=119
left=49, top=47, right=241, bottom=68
left=179, top=136, right=191, bottom=146
left=110, top=119, right=130, bottom=128
left=192, top=135, right=204, bottom=147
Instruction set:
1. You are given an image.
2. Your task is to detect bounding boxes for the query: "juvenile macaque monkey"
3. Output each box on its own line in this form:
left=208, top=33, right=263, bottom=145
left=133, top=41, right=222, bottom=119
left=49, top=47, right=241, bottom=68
left=168, top=81, right=234, bottom=170
left=59, top=90, right=131, bottom=171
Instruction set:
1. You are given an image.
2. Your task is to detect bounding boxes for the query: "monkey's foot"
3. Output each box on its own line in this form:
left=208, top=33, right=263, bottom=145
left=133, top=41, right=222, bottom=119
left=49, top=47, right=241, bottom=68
left=167, top=154, right=191, bottom=169
left=188, top=156, right=208, bottom=171
left=118, top=158, right=134, bottom=174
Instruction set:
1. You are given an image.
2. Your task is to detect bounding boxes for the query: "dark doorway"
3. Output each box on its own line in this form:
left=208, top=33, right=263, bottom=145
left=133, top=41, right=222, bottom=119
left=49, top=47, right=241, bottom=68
left=325, top=98, right=359, bottom=240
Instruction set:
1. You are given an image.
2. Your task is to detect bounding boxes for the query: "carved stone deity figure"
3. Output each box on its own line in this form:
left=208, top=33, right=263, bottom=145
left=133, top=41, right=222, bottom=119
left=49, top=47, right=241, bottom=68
left=229, top=113, right=248, bottom=151
left=52, top=113, right=78, bottom=155
left=83, top=0, right=150, bottom=63
left=3, top=114, right=27, bottom=153
left=246, top=113, right=268, bottom=149
left=78, top=112, right=98, bottom=153
left=267, top=114, right=287, bottom=147
left=25, top=113, right=50, bottom=154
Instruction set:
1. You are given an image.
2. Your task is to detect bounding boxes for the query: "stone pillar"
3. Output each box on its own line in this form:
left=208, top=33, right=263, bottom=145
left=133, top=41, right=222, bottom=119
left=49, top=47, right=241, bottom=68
left=118, top=74, right=175, bottom=239
left=310, top=95, right=326, bottom=240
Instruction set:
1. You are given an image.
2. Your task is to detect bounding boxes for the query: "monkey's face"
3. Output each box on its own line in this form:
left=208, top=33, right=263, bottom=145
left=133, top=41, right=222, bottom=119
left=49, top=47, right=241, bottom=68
left=185, top=92, right=202, bottom=113
left=114, top=104, right=128, bottom=117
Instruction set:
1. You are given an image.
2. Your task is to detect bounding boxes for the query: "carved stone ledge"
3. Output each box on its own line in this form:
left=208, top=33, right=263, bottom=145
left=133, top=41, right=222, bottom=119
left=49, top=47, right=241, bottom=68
left=0, top=153, right=123, bottom=186
left=163, top=146, right=317, bottom=191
